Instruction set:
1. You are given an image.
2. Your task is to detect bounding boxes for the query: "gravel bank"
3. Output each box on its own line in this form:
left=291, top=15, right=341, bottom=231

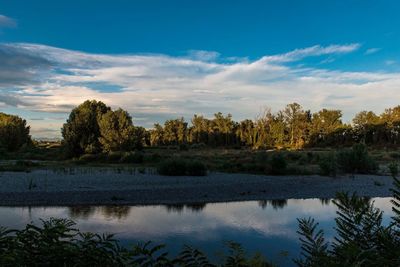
left=0, top=168, right=393, bottom=206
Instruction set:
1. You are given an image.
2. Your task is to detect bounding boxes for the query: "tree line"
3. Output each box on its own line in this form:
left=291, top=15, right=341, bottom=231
left=149, top=102, right=400, bottom=149
left=2, top=100, right=400, bottom=155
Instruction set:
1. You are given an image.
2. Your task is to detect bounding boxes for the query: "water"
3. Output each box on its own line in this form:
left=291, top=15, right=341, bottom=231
left=0, top=197, right=393, bottom=266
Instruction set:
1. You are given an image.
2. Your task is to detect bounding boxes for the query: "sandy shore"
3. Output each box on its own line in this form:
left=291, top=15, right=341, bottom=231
left=0, top=168, right=393, bottom=206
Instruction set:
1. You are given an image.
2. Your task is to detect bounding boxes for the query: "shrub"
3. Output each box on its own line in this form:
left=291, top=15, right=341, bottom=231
left=77, top=153, right=103, bottom=164
left=318, top=152, right=337, bottom=177
left=337, top=143, right=378, bottom=174
left=389, top=161, right=398, bottom=177
left=269, top=153, right=287, bottom=175
left=186, top=160, right=207, bottom=176
left=157, top=159, right=207, bottom=176
left=120, top=151, right=144, bottom=163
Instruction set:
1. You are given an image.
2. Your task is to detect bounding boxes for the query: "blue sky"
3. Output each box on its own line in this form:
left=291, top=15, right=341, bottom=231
left=1, top=1, right=400, bottom=138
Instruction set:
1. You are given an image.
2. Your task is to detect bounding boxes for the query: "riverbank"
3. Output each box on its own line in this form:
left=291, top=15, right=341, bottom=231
left=0, top=168, right=393, bottom=206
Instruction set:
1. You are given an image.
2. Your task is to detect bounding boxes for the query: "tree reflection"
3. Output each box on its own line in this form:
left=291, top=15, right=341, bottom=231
left=68, top=206, right=131, bottom=220
left=68, top=206, right=96, bottom=219
left=319, top=198, right=331, bottom=205
left=258, top=199, right=288, bottom=210
left=165, top=203, right=207, bottom=213
left=100, top=206, right=131, bottom=220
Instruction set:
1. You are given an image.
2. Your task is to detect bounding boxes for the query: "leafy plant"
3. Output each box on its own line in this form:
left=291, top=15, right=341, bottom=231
left=318, top=152, right=337, bottom=177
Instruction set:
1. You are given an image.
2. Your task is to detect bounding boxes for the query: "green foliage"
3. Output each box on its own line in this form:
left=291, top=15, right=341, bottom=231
left=0, top=219, right=279, bottom=267
left=157, top=159, right=207, bottom=176
left=178, top=245, right=214, bottom=267
left=268, top=153, right=287, bottom=175
left=318, top=152, right=337, bottom=177
left=294, top=218, right=329, bottom=267
left=98, top=109, right=141, bottom=152
left=62, top=100, right=111, bottom=156
left=0, top=112, right=31, bottom=152
left=336, top=143, right=378, bottom=174
left=296, top=184, right=400, bottom=266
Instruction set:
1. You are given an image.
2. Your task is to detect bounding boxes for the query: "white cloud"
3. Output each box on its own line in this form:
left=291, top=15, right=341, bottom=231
left=1, top=42, right=400, bottom=138
left=0, top=15, right=16, bottom=28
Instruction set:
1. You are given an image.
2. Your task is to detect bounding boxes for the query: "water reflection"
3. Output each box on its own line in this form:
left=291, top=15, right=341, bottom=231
left=165, top=203, right=207, bottom=213
left=69, top=206, right=131, bottom=220
left=258, top=199, right=288, bottom=210
left=0, top=197, right=393, bottom=267
left=319, top=198, right=331, bottom=205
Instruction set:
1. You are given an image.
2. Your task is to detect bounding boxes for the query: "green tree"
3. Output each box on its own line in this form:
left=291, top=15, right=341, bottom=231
left=98, top=108, right=140, bottom=152
left=189, top=115, right=210, bottom=144
left=163, top=118, right=188, bottom=145
left=237, top=119, right=255, bottom=146
left=213, top=112, right=235, bottom=146
left=150, top=123, right=164, bottom=146
left=310, top=109, right=343, bottom=145
left=62, top=100, right=110, bottom=156
left=283, top=103, right=311, bottom=148
left=0, top=112, right=31, bottom=151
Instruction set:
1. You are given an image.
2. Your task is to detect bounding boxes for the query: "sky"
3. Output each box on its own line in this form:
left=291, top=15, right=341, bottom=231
left=1, top=0, right=400, bottom=138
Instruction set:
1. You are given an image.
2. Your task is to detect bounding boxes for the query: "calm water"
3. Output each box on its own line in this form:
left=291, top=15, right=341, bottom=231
left=0, top=198, right=393, bottom=266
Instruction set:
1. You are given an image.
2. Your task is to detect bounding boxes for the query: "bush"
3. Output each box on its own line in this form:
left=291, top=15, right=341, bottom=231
left=157, top=158, right=187, bottom=176
left=157, top=159, right=207, bottom=176
left=318, top=152, right=337, bottom=177
left=77, top=153, right=103, bottom=164
left=337, top=143, right=378, bottom=174
left=389, top=161, right=398, bottom=177
left=120, top=151, right=144, bottom=163
left=269, top=153, right=287, bottom=175
left=186, top=160, right=207, bottom=176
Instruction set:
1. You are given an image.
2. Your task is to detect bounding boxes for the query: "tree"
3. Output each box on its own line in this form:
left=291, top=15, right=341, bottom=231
left=98, top=108, right=140, bottom=152
left=163, top=118, right=188, bottom=145
left=150, top=123, right=164, bottom=146
left=0, top=112, right=31, bottom=151
left=310, top=109, right=343, bottom=145
left=237, top=119, right=255, bottom=146
left=352, top=111, right=382, bottom=144
left=62, top=100, right=110, bottom=156
left=189, top=115, right=210, bottom=144
left=283, top=103, right=311, bottom=148
left=213, top=112, right=235, bottom=146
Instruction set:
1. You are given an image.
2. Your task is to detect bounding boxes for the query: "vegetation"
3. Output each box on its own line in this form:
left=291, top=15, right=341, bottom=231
left=4, top=100, right=400, bottom=176
left=0, top=112, right=31, bottom=152
left=1, top=176, right=400, bottom=266
left=157, top=158, right=207, bottom=176
left=61, top=100, right=145, bottom=157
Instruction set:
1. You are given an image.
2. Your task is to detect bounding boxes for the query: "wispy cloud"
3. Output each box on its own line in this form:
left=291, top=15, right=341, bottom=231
left=385, top=60, right=396, bottom=65
left=0, top=15, right=16, bottom=28
left=1, top=42, right=399, bottom=138
left=365, top=48, right=381, bottom=55
left=260, top=43, right=360, bottom=63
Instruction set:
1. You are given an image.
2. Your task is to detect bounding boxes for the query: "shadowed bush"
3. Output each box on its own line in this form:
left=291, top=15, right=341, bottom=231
left=268, top=153, right=287, bottom=175
left=318, top=152, right=337, bottom=177
left=157, top=159, right=207, bottom=176
left=337, top=143, right=378, bottom=174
